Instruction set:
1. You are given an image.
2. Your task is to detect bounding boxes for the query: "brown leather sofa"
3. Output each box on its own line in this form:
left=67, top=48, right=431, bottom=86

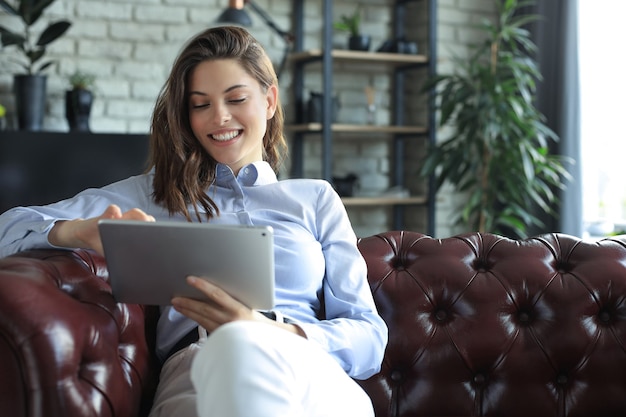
left=2, top=231, right=626, bottom=417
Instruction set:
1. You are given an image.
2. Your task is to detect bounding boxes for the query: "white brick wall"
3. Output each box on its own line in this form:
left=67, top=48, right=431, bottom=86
left=0, top=0, right=221, bottom=133
left=0, top=0, right=495, bottom=237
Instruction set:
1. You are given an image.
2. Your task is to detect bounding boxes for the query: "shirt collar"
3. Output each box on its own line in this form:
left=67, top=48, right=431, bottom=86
left=215, top=162, right=277, bottom=187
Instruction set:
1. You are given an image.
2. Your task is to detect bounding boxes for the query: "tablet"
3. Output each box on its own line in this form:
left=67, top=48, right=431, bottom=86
left=98, top=219, right=275, bottom=309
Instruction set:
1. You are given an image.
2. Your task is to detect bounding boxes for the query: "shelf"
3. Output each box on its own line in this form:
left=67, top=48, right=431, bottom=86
left=289, top=49, right=428, bottom=67
left=287, top=123, right=428, bottom=135
left=341, top=196, right=427, bottom=206
left=290, top=0, right=436, bottom=233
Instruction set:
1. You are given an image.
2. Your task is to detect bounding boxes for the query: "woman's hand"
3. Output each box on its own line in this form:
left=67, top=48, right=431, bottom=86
left=172, top=276, right=306, bottom=337
left=48, top=204, right=155, bottom=256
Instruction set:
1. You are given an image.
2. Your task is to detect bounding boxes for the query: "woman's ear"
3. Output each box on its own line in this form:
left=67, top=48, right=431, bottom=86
left=265, top=84, right=278, bottom=120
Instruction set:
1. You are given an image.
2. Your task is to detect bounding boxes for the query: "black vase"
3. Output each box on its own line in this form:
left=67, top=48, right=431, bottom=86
left=13, top=74, right=47, bottom=131
left=66, top=89, right=93, bottom=132
left=306, top=92, right=340, bottom=123
left=348, top=35, right=371, bottom=51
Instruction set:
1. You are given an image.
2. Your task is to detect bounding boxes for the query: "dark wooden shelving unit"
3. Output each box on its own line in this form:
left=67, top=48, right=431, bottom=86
left=288, top=0, right=437, bottom=233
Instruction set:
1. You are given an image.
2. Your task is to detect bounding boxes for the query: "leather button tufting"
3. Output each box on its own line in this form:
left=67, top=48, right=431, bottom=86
left=518, top=311, right=530, bottom=323
left=392, top=257, right=405, bottom=270
left=390, top=370, right=403, bottom=382
left=556, top=374, right=568, bottom=385
left=434, top=309, right=448, bottom=321
left=555, top=260, right=570, bottom=274
left=599, top=310, right=611, bottom=323
left=473, top=373, right=486, bottom=384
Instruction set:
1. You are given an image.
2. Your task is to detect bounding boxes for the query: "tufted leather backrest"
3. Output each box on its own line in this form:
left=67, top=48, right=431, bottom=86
left=356, top=231, right=626, bottom=417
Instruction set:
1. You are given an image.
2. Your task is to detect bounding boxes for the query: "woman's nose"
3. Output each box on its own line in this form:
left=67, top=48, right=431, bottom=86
left=211, top=103, right=231, bottom=125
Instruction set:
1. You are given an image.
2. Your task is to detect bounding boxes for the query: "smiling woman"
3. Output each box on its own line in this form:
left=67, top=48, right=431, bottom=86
left=579, top=0, right=626, bottom=236
left=149, top=27, right=287, bottom=222
left=0, top=25, right=387, bottom=417
left=187, top=59, right=278, bottom=176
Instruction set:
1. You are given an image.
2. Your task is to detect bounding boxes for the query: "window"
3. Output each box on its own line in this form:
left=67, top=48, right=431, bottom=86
left=579, top=0, right=626, bottom=236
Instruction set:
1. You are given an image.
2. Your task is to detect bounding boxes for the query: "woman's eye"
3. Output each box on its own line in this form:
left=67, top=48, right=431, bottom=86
left=229, top=98, right=246, bottom=104
left=191, top=103, right=209, bottom=109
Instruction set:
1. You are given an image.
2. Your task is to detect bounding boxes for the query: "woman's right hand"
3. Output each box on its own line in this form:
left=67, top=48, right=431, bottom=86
left=48, top=204, right=155, bottom=256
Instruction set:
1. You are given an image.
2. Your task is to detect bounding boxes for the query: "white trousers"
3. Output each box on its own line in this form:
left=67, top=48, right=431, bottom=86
left=148, top=321, right=375, bottom=417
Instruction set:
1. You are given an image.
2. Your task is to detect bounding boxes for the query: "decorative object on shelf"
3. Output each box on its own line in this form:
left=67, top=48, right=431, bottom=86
left=364, top=85, right=376, bottom=125
left=216, top=0, right=293, bottom=79
left=333, top=6, right=371, bottom=51
left=65, top=71, right=95, bottom=132
left=0, top=0, right=72, bottom=131
left=376, top=37, right=418, bottom=54
left=332, top=173, right=359, bottom=197
left=12, top=74, right=46, bottom=130
left=420, top=0, right=571, bottom=238
left=0, top=102, right=6, bottom=130
left=306, top=91, right=339, bottom=124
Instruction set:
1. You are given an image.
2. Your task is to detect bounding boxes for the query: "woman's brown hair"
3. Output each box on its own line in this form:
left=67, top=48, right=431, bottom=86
left=149, top=26, right=287, bottom=221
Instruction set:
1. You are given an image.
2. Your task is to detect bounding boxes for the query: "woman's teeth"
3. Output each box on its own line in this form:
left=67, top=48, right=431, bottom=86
left=212, top=130, right=239, bottom=141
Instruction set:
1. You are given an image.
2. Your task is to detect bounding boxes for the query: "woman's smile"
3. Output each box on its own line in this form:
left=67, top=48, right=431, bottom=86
left=210, top=129, right=243, bottom=143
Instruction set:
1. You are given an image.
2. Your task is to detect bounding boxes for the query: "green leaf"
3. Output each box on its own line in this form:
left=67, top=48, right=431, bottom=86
left=0, top=27, right=25, bottom=46
left=333, top=7, right=361, bottom=36
left=36, top=20, right=71, bottom=46
left=0, top=0, right=18, bottom=15
left=37, top=60, right=54, bottom=71
left=26, top=47, right=45, bottom=64
left=20, top=0, right=56, bottom=26
left=497, top=214, right=527, bottom=238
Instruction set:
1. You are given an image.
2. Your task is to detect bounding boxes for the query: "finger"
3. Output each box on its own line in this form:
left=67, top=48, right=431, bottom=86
left=186, top=276, right=249, bottom=313
left=171, top=295, right=227, bottom=332
left=175, top=277, right=231, bottom=314
left=121, top=208, right=156, bottom=222
left=101, top=204, right=123, bottom=219
left=178, top=276, right=253, bottom=321
left=172, top=297, right=219, bottom=319
left=186, top=276, right=228, bottom=300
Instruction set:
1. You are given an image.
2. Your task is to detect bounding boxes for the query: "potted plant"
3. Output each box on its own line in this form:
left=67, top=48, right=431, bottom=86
left=66, top=70, right=95, bottom=131
left=334, top=6, right=370, bottom=51
left=0, top=0, right=71, bottom=131
left=420, top=0, right=571, bottom=238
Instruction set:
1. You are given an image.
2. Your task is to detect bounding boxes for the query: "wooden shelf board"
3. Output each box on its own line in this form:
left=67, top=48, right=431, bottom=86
left=341, top=196, right=428, bottom=206
left=290, top=49, right=429, bottom=65
left=287, top=123, right=428, bottom=135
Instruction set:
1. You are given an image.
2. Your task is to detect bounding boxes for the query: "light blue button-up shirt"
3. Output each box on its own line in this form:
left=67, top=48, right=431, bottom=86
left=0, top=161, right=387, bottom=379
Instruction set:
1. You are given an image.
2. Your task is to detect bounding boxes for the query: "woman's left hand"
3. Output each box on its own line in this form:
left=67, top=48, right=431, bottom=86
left=171, top=276, right=259, bottom=333
left=171, top=276, right=307, bottom=337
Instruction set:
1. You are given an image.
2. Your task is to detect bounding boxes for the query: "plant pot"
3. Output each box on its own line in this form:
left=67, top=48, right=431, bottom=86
left=332, top=173, right=359, bottom=197
left=13, top=74, right=47, bottom=131
left=306, top=92, right=340, bottom=123
left=65, top=89, right=93, bottom=132
left=348, top=35, right=371, bottom=51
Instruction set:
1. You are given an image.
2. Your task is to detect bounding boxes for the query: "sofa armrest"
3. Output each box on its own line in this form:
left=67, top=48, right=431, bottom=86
left=0, top=249, right=157, bottom=417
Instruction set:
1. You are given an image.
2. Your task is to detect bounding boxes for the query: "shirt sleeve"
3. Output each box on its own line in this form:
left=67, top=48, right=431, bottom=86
left=296, top=182, right=388, bottom=380
left=0, top=174, right=154, bottom=258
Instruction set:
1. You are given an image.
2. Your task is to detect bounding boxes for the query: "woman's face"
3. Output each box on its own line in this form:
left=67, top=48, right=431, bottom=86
left=187, top=59, right=277, bottom=175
